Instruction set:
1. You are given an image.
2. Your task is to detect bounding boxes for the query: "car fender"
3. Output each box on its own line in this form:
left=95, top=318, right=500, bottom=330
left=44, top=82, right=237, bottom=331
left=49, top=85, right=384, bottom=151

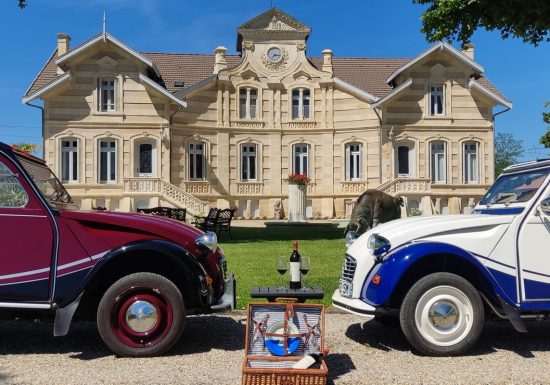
left=361, top=241, right=516, bottom=307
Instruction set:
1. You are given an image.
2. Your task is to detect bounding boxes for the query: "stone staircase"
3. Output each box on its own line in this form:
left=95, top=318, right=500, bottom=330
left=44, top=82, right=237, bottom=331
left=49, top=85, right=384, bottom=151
left=377, top=177, right=431, bottom=196
left=123, top=178, right=208, bottom=217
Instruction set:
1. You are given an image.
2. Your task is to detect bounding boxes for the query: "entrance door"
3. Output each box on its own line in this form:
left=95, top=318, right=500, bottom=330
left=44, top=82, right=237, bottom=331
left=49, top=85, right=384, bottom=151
left=0, top=155, right=53, bottom=301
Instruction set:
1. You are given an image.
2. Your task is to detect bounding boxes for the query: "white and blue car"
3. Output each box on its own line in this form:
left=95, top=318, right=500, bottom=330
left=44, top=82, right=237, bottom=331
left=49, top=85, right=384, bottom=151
left=333, top=159, right=550, bottom=356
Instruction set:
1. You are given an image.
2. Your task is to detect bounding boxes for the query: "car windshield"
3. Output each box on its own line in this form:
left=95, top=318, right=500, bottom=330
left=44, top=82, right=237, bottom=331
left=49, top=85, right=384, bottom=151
left=15, top=153, right=75, bottom=208
left=480, top=168, right=550, bottom=206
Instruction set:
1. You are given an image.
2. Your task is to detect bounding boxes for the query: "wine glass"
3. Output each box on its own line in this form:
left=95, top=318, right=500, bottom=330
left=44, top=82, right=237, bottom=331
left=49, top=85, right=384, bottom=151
left=300, top=256, right=311, bottom=287
left=276, top=256, right=288, bottom=287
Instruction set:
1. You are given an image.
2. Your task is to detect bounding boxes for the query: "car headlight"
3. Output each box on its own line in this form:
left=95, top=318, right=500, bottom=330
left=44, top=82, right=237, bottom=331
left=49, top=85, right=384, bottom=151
left=195, top=231, right=218, bottom=253
left=367, top=234, right=391, bottom=260
left=345, top=230, right=359, bottom=247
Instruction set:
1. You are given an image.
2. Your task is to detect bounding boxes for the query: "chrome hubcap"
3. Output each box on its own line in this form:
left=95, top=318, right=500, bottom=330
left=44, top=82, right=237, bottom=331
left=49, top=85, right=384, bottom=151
left=125, top=300, right=158, bottom=333
left=428, top=300, right=459, bottom=331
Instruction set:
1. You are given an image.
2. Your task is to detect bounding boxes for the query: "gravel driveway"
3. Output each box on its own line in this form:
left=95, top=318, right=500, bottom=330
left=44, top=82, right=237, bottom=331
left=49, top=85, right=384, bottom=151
left=1, top=312, right=550, bottom=384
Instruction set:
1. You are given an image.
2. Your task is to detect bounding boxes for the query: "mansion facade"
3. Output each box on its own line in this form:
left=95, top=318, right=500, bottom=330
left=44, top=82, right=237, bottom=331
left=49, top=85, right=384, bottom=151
left=23, top=8, right=511, bottom=218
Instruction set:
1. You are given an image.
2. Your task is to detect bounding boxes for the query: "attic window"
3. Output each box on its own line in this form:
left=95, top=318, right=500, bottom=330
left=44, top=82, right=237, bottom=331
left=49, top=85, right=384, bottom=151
left=174, top=81, right=185, bottom=88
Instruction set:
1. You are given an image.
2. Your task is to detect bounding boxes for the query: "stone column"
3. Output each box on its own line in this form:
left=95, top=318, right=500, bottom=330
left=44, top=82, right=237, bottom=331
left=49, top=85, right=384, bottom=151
left=288, top=184, right=307, bottom=222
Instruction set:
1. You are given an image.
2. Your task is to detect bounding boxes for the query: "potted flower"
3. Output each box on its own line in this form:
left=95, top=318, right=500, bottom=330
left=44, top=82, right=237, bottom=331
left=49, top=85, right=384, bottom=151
left=284, top=174, right=310, bottom=222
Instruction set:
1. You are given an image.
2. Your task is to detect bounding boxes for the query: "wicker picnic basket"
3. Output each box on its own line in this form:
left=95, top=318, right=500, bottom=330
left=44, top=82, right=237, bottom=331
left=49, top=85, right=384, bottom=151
left=242, top=302, right=328, bottom=385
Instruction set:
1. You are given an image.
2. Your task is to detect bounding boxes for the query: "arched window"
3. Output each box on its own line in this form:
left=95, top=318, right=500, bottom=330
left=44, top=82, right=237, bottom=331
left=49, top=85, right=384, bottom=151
left=292, top=88, right=311, bottom=119
left=396, top=142, right=415, bottom=177
left=240, top=143, right=258, bottom=181
left=134, top=139, right=157, bottom=177
left=293, top=144, right=309, bottom=175
left=60, top=138, right=79, bottom=183
left=98, top=77, right=117, bottom=112
left=463, top=141, right=479, bottom=183
left=430, top=140, right=446, bottom=183
left=239, top=88, right=258, bottom=119
left=188, top=141, right=205, bottom=181
left=345, top=142, right=363, bottom=181
left=99, top=138, right=117, bottom=183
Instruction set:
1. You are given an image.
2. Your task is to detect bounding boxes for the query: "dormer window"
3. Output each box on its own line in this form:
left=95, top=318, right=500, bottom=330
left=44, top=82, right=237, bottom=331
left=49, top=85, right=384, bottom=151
left=239, top=88, right=257, bottom=119
left=292, top=89, right=310, bottom=119
left=98, top=77, right=117, bottom=112
left=429, top=85, right=444, bottom=116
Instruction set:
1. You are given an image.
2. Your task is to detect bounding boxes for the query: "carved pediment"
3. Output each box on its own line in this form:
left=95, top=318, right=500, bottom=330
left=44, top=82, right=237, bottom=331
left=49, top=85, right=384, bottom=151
left=241, top=68, right=260, bottom=81
left=293, top=70, right=312, bottom=81
left=239, top=8, right=310, bottom=33
left=97, top=56, right=118, bottom=70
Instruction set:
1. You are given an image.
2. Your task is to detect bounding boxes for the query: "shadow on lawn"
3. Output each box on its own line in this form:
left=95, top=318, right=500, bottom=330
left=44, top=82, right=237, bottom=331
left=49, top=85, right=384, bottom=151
left=222, top=226, right=344, bottom=243
left=0, top=314, right=246, bottom=360
left=345, top=318, right=550, bottom=357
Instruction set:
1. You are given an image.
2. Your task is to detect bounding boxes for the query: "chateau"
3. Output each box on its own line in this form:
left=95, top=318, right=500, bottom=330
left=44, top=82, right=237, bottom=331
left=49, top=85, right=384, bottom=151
left=23, top=8, right=511, bottom=218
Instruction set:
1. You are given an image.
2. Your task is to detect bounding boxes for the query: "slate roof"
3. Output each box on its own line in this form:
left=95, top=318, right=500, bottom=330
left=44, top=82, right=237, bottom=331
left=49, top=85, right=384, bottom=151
left=24, top=48, right=509, bottom=103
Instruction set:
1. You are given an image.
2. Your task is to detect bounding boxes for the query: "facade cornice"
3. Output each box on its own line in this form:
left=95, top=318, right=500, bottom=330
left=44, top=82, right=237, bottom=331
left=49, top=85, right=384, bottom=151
left=22, top=71, right=71, bottom=104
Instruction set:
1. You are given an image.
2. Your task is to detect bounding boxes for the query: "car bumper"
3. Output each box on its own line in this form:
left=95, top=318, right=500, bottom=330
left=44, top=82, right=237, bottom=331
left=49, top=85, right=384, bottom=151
left=211, top=273, right=236, bottom=312
left=332, top=289, right=376, bottom=317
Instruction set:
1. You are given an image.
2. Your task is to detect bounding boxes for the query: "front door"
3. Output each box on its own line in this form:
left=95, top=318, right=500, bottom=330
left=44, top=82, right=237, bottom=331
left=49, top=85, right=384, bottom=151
left=136, top=142, right=154, bottom=177
left=0, top=155, right=54, bottom=301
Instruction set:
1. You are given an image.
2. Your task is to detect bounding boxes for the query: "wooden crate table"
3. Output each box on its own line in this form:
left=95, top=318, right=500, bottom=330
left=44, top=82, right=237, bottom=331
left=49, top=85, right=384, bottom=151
left=250, top=286, right=324, bottom=303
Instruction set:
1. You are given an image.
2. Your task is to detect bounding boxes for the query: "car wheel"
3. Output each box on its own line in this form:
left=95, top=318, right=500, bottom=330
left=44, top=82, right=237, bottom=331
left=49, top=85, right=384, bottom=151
left=97, top=272, right=185, bottom=357
left=399, top=272, right=484, bottom=356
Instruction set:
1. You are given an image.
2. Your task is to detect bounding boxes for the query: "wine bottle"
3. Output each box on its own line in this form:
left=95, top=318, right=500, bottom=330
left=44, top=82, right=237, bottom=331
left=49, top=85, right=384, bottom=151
left=291, top=348, right=329, bottom=369
left=289, top=240, right=301, bottom=289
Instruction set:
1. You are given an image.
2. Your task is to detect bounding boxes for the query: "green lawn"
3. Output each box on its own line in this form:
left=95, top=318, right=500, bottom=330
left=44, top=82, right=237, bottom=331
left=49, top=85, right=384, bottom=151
left=218, top=225, right=346, bottom=309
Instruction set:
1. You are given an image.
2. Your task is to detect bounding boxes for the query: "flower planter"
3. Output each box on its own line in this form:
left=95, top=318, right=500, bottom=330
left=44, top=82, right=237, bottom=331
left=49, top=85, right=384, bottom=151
left=288, top=183, right=307, bottom=223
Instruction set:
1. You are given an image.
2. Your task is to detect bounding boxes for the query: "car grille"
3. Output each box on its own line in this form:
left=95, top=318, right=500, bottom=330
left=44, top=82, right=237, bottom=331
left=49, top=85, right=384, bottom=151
left=221, top=255, right=228, bottom=281
left=341, top=254, right=356, bottom=282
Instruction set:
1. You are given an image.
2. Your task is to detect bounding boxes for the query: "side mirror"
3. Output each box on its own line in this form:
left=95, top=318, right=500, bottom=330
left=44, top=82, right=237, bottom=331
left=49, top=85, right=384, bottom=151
left=540, top=198, right=550, bottom=214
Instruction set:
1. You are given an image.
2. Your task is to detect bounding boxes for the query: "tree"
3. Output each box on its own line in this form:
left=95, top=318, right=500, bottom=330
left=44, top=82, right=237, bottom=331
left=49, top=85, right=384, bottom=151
left=18, top=0, right=26, bottom=8
left=495, top=132, right=523, bottom=177
left=414, top=0, right=550, bottom=46
left=540, top=102, right=550, bottom=148
left=11, top=143, right=41, bottom=154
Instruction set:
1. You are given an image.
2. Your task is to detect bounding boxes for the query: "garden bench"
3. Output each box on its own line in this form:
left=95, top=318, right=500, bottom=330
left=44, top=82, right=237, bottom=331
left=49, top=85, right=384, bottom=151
left=192, top=208, right=220, bottom=232
left=137, top=206, right=187, bottom=222
left=216, top=208, right=235, bottom=239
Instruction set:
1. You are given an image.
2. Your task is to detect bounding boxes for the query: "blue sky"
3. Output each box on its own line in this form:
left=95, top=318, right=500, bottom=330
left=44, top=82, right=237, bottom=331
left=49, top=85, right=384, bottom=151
left=1, top=0, right=549, bottom=159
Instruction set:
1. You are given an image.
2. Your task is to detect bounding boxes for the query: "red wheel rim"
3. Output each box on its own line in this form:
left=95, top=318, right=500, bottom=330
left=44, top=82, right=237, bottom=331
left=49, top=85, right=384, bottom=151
left=109, top=286, right=174, bottom=349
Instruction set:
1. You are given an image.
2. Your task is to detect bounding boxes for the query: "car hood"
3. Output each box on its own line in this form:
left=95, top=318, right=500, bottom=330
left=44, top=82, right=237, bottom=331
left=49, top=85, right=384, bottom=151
left=60, top=209, right=204, bottom=252
left=348, top=214, right=515, bottom=258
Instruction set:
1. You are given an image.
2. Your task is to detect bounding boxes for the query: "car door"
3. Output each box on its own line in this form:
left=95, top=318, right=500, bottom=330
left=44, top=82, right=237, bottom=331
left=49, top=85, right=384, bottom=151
left=0, top=154, right=54, bottom=301
left=518, top=176, right=550, bottom=302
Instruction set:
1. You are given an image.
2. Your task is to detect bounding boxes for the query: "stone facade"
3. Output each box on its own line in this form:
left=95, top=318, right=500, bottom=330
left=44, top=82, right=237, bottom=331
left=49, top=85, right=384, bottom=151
left=23, top=8, right=511, bottom=218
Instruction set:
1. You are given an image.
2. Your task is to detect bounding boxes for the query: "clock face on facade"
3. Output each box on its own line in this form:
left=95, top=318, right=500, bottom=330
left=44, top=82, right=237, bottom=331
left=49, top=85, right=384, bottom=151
left=267, top=47, right=282, bottom=63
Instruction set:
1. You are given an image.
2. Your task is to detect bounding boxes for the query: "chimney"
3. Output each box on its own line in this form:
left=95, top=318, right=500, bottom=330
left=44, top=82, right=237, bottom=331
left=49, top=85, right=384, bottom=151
left=213, top=46, right=227, bottom=75
left=322, top=49, right=333, bottom=74
left=57, top=33, right=71, bottom=74
left=462, top=43, right=475, bottom=60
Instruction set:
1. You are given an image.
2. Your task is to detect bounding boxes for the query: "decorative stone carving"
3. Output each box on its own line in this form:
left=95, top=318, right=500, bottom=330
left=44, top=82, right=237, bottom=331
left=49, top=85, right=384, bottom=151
left=296, top=42, right=306, bottom=51
left=105, top=131, right=112, bottom=137
left=268, top=15, right=295, bottom=31
left=242, top=41, right=255, bottom=51
left=262, top=46, right=289, bottom=71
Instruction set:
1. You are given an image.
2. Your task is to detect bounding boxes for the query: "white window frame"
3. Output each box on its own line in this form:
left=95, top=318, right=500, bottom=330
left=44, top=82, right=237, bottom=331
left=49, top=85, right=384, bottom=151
left=98, top=77, right=117, bottom=112
left=293, top=144, right=309, bottom=175
left=188, top=141, right=206, bottom=181
left=345, top=142, right=363, bottom=181
left=291, top=88, right=311, bottom=120
left=60, top=138, right=79, bottom=183
left=429, top=85, right=444, bottom=116
left=99, top=139, right=117, bottom=183
left=134, top=140, right=157, bottom=177
left=463, top=141, right=479, bottom=184
left=240, top=143, right=258, bottom=181
left=239, top=88, right=258, bottom=119
left=430, top=140, right=446, bottom=184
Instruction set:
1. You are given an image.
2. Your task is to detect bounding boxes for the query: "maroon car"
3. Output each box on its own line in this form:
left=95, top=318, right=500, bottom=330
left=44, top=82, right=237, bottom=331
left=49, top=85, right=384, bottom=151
left=0, top=142, right=235, bottom=356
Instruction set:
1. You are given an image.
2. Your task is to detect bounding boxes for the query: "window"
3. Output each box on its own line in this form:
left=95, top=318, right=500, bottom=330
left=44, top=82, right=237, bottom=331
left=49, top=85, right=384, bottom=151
left=293, top=144, right=309, bottom=175
left=429, top=85, right=444, bottom=116
left=345, top=143, right=362, bottom=181
left=239, top=88, right=257, bottom=119
left=241, top=144, right=257, bottom=181
left=430, top=141, right=446, bottom=183
left=464, top=141, right=479, bottom=183
left=188, top=141, right=205, bottom=180
left=98, top=78, right=117, bottom=112
left=61, top=139, right=78, bottom=183
left=292, top=89, right=311, bottom=119
left=0, top=160, right=27, bottom=207
left=99, top=139, right=117, bottom=183
left=397, top=145, right=410, bottom=176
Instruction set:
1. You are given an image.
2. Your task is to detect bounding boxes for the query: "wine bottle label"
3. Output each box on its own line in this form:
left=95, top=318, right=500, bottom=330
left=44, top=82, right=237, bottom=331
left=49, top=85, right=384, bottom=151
left=291, top=355, right=316, bottom=369
left=290, top=262, right=301, bottom=282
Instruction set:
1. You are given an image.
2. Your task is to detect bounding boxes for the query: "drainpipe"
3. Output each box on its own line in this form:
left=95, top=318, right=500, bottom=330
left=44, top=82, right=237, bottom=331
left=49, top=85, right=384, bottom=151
left=168, top=105, right=183, bottom=184
left=25, top=102, right=45, bottom=157
left=492, top=106, right=511, bottom=180
left=373, top=107, right=383, bottom=184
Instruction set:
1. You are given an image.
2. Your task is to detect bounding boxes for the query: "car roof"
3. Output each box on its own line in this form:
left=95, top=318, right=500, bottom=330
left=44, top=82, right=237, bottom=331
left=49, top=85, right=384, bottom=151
left=503, top=159, right=550, bottom=174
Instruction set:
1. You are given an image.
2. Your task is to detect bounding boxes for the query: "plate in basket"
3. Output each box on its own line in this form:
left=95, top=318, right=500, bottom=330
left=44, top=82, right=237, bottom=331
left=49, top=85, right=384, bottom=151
left=264, top=320, right=300, bottom=356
